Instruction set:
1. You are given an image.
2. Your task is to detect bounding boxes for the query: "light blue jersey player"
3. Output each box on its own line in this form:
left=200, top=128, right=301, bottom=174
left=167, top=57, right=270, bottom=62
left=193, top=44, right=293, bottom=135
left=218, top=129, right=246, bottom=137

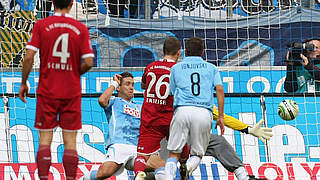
left=103, top=96, right=140, bottom=146
left=83, top=72, right=140, bottom=180
left=170, top=57, right=222, bottom=111
left=165, top=37, right=225, bottom=180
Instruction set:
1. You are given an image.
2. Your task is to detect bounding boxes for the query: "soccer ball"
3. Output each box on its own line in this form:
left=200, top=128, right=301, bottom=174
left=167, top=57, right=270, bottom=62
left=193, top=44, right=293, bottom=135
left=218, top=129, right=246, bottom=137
left=277, top=99, right=299, bottom=121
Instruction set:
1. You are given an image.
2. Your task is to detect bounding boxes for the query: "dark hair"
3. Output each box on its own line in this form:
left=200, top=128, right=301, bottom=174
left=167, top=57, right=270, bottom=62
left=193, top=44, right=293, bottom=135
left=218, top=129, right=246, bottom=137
left=53, top=0, right=73, bottom=9
left=185, top=37, right=204, bottom=56
left=163, top=37, right=181, bottom=56
left=119, top=72, right=133, bottom=85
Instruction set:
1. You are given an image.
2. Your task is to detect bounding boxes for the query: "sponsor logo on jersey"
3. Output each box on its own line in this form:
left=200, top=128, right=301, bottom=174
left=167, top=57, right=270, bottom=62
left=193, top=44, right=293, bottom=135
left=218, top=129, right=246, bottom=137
left=124, top=105, right=140, bottom=118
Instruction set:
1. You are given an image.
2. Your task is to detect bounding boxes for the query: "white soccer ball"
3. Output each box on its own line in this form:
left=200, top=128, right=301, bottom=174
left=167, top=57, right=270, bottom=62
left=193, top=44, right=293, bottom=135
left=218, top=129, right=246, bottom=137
left=277, top=99, right=299, bottom=121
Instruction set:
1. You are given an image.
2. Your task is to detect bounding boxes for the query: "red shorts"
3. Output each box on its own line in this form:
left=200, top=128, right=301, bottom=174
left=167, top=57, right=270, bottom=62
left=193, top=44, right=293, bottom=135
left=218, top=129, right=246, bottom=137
left=35, top=94, right=81, bottom=130
left=137, top=124, right=169, bottom=154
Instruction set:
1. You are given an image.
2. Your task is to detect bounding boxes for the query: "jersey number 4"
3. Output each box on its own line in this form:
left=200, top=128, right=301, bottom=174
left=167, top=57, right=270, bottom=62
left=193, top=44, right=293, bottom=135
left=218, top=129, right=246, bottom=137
left=52, top=33, right=70, bottom=63
left=146, top=72, right=170, bottom=99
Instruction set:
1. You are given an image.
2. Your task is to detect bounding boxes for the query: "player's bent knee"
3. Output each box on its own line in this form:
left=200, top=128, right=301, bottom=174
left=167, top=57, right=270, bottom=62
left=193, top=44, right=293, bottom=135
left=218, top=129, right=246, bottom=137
left=146, top=154, right=165, bottom=170
left=97, top=162, right=120, bottom=179
left=96, top=168, right=113, bottom=179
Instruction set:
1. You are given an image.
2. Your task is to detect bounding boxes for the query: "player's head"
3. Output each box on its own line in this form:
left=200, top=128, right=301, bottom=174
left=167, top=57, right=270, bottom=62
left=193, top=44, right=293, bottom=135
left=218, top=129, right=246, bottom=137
left=53, top=0, right=73, bottom=10
left=163, top=37, right=181, bottom=61
left=185, top=37, right=204, bottom=57
left=118, top=72, right=134, bottom=101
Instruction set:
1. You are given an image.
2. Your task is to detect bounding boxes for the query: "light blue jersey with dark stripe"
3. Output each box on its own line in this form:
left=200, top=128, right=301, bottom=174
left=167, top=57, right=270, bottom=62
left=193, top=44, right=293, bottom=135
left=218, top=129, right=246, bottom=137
left=170, top=56, right=222, bottom=111
left=103, top=96, right=141, bottom=146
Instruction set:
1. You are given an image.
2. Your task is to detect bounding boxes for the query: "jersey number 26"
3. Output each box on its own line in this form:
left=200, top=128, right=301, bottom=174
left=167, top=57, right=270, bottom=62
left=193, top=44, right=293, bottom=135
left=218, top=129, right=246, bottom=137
left=146, top=72, right=170, bottom=99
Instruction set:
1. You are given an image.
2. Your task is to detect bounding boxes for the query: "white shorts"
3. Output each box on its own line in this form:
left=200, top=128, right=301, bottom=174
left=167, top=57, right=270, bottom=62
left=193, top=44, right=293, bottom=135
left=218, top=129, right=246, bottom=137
left=167, top=106, right=212, bottom=157
left=105, top=144, right=137, bottom=175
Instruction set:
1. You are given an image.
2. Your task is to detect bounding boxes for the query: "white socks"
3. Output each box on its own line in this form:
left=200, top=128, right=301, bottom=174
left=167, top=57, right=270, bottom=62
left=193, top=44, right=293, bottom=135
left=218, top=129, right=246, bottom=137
left=155, top=167, right=166, bottom=180
left=234, top=166, right=249, bottom=180
left=164, top=158, right=178, bottom=180
left=185, top=156, right=201, bottom=175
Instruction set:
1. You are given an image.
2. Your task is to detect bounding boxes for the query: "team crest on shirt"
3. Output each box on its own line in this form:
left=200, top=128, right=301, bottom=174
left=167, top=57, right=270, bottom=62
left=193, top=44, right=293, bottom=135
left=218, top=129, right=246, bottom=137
left=123, top=105, right=140, bottom=118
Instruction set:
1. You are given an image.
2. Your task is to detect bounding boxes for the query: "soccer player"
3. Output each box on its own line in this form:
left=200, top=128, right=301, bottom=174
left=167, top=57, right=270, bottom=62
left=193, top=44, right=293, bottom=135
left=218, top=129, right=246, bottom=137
left=134, top=36, right=189, bottom=180
left=18, top=0, right=94, bottom=179
left=164, top=37, right=225, bottom=180
left=202, top=107, right=271, bottom=180
left=83, top=72, right=163, bottom=180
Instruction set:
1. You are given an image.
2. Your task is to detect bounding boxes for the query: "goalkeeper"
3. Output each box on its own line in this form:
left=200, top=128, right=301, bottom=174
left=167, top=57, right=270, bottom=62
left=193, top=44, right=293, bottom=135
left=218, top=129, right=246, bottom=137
left=198, top=106, right=273, bottom=180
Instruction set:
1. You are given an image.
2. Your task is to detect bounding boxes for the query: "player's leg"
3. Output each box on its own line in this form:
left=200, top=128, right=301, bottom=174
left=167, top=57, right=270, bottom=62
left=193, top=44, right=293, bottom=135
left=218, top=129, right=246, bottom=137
left=205, top=134, right=249, bottom=180
left=134, top=154, right=150, bottom=179
left=60, top=96, right=82, bottom=180
left=134, top=124, right=150, bottom=179
left=37, top=130, right=54, bottom=180
left=62, top=131, right=79, bottom=180
left=185, top=107, right=212, bottom=179
left=134, top=125, right=169, bottom=179
left=123, top=154, right=164, bottom=180
left=146, top=154, right=166, bottom=180
left=83, top=161, right=123, bottom=180
left=35, top=95, right=59, bottom=180
left=99, top=161, right=123, bottom=179
left=210, top=109, right=266, bottom=180
left=84, top=144, right=137, bottom=179
left=165, top=107, right=190, bottom=180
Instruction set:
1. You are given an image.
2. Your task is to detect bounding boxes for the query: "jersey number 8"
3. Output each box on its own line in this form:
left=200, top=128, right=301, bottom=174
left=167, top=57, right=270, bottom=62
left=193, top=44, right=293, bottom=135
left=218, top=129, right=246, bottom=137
left=191, top=72, right=200, bottom=96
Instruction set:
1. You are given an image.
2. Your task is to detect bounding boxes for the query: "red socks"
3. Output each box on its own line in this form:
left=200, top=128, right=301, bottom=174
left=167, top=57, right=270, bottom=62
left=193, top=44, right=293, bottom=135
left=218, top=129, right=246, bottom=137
left=37, top=145, right=51, bottom=180
left=180, top=144, right=190, bottom=164
left=134, top=156, right=147, bottom=175
left=36, top=146, right=78, bottom=180
left=63, top=149, right=79, bottom=180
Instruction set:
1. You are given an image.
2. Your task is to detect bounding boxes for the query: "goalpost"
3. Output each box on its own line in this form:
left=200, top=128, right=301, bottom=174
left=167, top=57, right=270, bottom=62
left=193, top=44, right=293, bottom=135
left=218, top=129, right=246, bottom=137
left=0, top=0, right=320, bottom=179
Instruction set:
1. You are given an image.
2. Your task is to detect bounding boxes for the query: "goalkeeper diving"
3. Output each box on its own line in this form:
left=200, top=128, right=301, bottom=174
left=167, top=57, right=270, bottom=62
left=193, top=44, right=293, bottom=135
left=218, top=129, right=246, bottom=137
left=197, top=106, right=273, bottom=180
left=212, top=106, right=272, bottom=143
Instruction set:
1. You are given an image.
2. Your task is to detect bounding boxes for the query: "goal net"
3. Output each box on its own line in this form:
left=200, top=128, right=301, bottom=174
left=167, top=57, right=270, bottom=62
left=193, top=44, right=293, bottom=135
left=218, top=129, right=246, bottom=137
left=0, top=0, right=320, bottom=179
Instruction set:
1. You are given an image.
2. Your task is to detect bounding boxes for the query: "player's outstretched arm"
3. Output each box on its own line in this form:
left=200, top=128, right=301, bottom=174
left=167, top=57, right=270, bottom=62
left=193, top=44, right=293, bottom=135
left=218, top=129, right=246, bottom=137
left=212, top=107, right=248, bottom=130
left=212, top=108, right=273, bottom=143
left=215, top=85, right=225, bottom=135
left=80, top=57, right=94, bottom=75
left=98, top=74, right=121, bottom=107
left=19, top=49, right=36, bottom=103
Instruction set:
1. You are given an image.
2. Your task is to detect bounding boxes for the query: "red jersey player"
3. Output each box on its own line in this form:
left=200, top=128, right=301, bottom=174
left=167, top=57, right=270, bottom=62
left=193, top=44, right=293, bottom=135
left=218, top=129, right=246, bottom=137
left=134, top=37, right=189, bottom=180
left=18, top=0, right=94, bottom=179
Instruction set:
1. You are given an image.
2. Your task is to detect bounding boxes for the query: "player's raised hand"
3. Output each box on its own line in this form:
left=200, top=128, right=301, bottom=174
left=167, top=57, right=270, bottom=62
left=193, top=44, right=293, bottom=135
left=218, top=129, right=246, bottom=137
left=215, top=116, right=225, bottom=135
left=19, top=84, right=29, bottom=103
left=113, top=74, right=122, bottom=85
left=248, top=119, right=273, bottom=143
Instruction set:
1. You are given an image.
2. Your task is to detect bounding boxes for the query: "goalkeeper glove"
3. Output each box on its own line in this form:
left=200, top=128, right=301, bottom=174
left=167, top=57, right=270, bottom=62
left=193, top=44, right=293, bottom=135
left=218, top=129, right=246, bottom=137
left=248, top=119, right=273, bottom=144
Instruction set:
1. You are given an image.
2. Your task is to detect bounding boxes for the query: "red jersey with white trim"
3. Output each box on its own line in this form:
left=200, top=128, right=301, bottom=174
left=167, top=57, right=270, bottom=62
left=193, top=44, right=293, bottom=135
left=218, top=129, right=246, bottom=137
left=26, top=13, right=94, bottom=99
left=141, top=59, right=176, bottom=126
